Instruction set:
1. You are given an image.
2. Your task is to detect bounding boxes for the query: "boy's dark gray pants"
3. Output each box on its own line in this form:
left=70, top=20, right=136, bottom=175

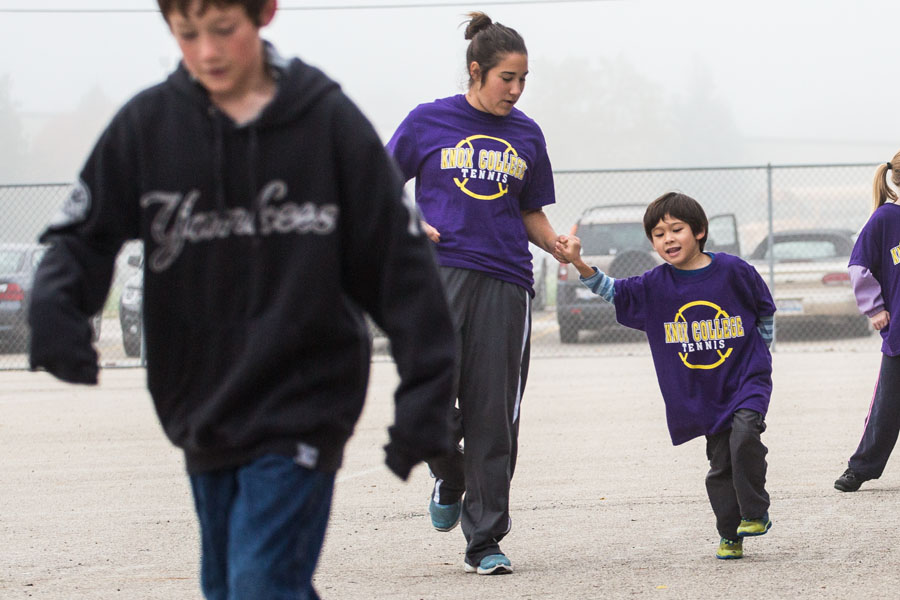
left=428, top=266, right=531, bottom=566
left=705, top=409, right=770, bottom=540
left=848, top=352, right=900, bottom=480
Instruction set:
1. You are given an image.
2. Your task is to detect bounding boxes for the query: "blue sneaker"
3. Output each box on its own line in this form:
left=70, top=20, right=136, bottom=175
left=428, top=499, right=461, bottom=532
left=464, top=553, right=513, bottom=575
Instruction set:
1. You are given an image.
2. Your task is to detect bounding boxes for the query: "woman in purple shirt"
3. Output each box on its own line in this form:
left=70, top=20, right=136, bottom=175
left=387, top=11, right=567, bottom=575
left=835, top=152, right=900, bottom=492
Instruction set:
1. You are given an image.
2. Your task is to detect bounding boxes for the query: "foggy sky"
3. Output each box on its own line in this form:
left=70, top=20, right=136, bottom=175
left=1, top=0, right=897, bottom=183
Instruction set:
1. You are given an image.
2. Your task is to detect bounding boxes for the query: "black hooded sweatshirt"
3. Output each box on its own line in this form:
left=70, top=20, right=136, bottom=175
left=29, top=45, right=456, bottom=478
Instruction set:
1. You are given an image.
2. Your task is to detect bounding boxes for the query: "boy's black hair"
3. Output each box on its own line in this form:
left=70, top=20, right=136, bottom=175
left=158, top=0, right=270, bottom=25
left=643, top=192, right=709, bottom=251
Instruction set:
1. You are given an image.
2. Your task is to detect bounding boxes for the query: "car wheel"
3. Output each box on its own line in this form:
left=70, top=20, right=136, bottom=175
left=123, top=332, right=142, bottom=358
left=91, top=314, right=102, bottom=343
left=532, top=258, right=547, bottom=312
left=533, top=287, right=546, bottom=312
left=559, top=320, right=579, bottom=344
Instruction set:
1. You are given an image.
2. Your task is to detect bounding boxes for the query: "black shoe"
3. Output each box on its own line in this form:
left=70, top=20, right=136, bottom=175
left=834, top=467, right=864, bottom=492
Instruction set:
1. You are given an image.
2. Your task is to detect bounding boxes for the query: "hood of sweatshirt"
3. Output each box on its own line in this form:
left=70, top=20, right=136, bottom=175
left=166, top=42, right=340, bottom=214
left=169, top=41, right=338, bottom=127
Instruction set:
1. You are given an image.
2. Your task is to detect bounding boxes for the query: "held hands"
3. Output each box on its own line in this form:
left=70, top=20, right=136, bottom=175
left=870, top=309, right=891, bottom=331
left=555, top=224, right=583, bottom=266
left=555, top=231, right=596, bottom=279
left=555, top=231, right=582, bottom=265
left=550, top=233, right=571, bottom=264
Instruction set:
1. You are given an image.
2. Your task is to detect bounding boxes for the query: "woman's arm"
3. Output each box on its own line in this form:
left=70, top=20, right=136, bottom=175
left=522, top=208, right=568, bottom=263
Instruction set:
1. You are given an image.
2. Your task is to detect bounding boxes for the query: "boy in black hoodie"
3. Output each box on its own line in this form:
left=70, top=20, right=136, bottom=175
left=28, top=1, right=456, bottom=598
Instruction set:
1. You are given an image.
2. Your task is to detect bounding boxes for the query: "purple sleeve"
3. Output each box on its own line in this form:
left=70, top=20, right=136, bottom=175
left=849, top=265, right=885, bottom=317
left=520, top=144, right=555, bottom=211
left=385, top=113, right=418, bottom=182
left=748, top=261, right=776, bottom=317
left=613, top=275, right=647, bottom=331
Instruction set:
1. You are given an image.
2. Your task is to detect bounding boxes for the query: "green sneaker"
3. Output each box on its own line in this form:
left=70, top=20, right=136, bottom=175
left=737, top=513, right=772, bottom=537
left=716, top=537, right=743, bottom=560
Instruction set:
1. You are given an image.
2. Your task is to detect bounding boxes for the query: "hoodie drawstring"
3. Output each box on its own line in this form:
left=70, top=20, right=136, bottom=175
left=207, top=104, right=266, bottom=316
left=247, top=123, right=264, bottom=316
left=209, top=106, right=227, bottom=216
left=247, top=125, right=260, bottom=208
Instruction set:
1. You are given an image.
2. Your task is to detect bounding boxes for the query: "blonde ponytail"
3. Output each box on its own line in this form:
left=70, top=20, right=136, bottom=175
left=873, top=151, right=900, bottom=213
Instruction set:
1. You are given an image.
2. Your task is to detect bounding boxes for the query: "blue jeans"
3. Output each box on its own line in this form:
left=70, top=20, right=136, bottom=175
left=189, top=454, right=336, bottom=600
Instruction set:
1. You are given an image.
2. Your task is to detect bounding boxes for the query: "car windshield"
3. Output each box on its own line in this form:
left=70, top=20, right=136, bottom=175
left=0, top=250, right=25, bottom=273
left=577, top=222, right=649, bottom=255
left=761, top=239, right=847, bottom=261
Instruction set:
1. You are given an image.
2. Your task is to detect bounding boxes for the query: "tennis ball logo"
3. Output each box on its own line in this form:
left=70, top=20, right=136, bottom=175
left=891, top=241, right=900, bottom=265
left=440, top=135, right=528, bottom=200
left=666, top=300, right=745, bottom=370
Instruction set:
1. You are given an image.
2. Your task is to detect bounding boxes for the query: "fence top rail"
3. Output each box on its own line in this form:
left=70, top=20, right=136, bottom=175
left=552, top=162, right=879, bottom=175
left=0, top=183, right=72, bottom=189
left=0, top=162, right=882, bottom=187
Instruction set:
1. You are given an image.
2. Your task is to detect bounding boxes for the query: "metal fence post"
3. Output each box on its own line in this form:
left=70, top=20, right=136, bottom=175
left=140, top=315, right=146, bottom=367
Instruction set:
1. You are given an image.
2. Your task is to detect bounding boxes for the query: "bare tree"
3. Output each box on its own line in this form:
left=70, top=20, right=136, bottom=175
left=520, top=56, right=744, bottom=170
left=0, top=75, right=29, bottom=184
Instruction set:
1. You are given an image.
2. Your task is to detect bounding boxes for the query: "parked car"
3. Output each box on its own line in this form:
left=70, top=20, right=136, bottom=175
left=747, top=228, right=868, bottom=337
left=116, top=243, right=548, bottom=354
left=0, top=243, right=100, bottom=352
left=119, top=253, right=143, bottom=357
left=0, top=243, right=47, bottom=352
left=556, top=204, right=740, bottom=343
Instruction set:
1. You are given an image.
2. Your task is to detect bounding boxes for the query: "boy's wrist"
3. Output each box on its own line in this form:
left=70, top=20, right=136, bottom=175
left=574, top=260, right=595, bottom=278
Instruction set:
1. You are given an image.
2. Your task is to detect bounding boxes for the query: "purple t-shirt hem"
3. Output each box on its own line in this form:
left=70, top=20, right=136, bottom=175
left=614, top=253, right=776, bottom=445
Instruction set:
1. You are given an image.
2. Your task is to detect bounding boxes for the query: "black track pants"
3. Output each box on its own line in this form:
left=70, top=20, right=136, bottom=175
left=705, top=409, right=770, bottom=540
left=848, top=353, right=900, bottom=480
left=427, top=266, right=531, bottom=566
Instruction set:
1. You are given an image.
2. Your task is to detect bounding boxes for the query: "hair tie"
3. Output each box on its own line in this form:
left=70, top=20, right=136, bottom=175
left=887, top=162, right=893, bottom=170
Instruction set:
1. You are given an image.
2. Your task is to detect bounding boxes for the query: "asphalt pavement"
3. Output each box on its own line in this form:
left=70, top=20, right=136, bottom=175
left=2, top=349, right=899, bottom=599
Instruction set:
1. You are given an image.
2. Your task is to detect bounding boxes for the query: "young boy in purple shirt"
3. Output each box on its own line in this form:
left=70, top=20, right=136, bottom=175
left=557, top=192, right=776, bottom=560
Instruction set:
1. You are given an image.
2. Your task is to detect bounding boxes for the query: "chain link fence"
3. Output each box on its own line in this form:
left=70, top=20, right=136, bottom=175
left=530, top=162, right=883, bottom=359
left=0, top=183, right=143, bottom=370
left=0, top=163, right=884, bottom=369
